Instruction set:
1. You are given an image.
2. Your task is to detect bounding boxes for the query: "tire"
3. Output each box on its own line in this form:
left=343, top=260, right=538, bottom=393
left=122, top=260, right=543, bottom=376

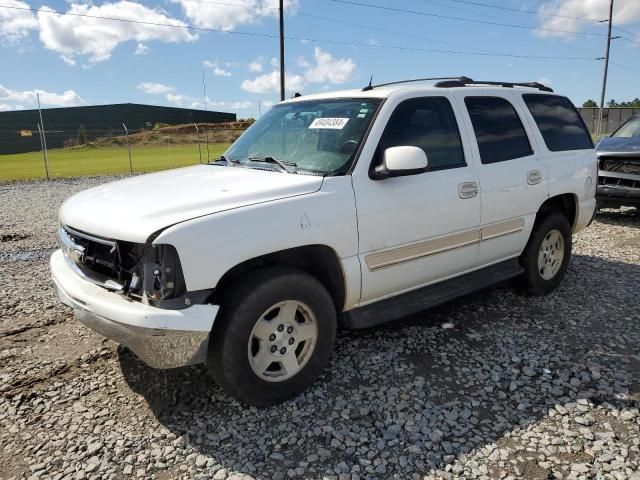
left=207, top=267, right=337, bottom=406
left=518, top=211, right=572, bottom=296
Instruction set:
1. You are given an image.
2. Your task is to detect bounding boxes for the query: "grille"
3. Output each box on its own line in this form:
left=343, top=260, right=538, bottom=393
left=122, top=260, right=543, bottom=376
left=59, top=225, right=142, bottom=291
left=598, top=176, right=640, bottom=189
left=599, top=157, right=640, bottom=176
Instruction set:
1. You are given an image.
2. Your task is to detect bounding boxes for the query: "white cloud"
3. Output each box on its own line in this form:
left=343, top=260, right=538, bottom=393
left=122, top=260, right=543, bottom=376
left=173, top=0, right=298, bottom=31
left=537, top=0, right=640, bottom=38
left=163, top=91, right=254, bottom=111
left=242, top=48, right=357, bottom=94
left=60, top=55, right=76, bottom=66
left=248, top=60, right=263, bottom=72
left=0, top=103, right=26, bottom=111
left=537, top=77, right=553, bottom=87
left=304, top=48, right=356, bottom=84
left=134, top=43, right=150, bottom=55
left=138, top=82, right=175, bottom=95
left=166, top=93, right=201, bottom=109
left=209, top=100, right=254, bottom=110
left=204, top=60, right=232, bottom=77
left=296, top=56, right=310, bottom=68
left=241, top=71, right=305, bottom=94
left=37, top=1, right=197, bottom=64
left=0, top=84, right=84, bottom=107
left=0, top=0, right=38, bottom=44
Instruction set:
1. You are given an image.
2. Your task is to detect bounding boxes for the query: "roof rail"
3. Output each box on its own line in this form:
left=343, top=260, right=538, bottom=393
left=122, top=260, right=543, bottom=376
left=362, top=76, right=473, bottom=91
left=434, top=78, right=554, bottom=92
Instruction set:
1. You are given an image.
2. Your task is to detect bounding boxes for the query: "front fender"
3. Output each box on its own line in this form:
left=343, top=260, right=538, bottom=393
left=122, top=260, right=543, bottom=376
left=153, top=176, right=360, bottom=307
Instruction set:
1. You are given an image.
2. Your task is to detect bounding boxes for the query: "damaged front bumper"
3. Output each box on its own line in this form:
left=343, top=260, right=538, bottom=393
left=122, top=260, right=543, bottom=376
left=50, top=249, right=218, bottom=369
left=597, top=170, right=640, bottom=208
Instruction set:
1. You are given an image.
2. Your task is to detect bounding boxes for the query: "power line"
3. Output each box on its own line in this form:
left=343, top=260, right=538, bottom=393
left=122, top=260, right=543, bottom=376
left=402, top=0, right=510, bottom=23
left=177, top=0, right=640, bottom=46
left=298, top=11, right=472, bottom=49
left=610, top=61, right=640, bottom=73
left=616, top=35, right=640, bottom=46
left=416, top=0, right=604, bottom=24
left=0, top=4, right=600, bottom=62
left=613, top=25, right=640, bottom=37
left=327, top=0, right=608, bottom=37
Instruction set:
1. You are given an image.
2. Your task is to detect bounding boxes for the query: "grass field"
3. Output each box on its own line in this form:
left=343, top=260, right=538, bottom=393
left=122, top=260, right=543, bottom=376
left=0, top=143, right=230, bottom=181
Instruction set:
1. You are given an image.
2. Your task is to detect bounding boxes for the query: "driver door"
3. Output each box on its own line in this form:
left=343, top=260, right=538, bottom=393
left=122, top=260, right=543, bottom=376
left=352, top=95, right=482, bottom=304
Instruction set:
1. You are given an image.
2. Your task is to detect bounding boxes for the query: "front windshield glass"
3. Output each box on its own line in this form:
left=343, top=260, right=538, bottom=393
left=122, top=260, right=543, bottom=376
left=612, top=116, right=640, bottom=138
left=224, top=98, right=382, bottom=174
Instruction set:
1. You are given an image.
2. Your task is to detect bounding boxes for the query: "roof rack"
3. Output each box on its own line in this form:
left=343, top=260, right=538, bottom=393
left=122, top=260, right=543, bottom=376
left=362, top=76, right=472, bottom=91
left=434, top=78, right=554, bottom=92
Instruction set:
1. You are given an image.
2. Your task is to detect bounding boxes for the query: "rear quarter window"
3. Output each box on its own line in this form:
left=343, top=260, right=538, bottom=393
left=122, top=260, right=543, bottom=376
left=522, top=94, right=593, bottom=152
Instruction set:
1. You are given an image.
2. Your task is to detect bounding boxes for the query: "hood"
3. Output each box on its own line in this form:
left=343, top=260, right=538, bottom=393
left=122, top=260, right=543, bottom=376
left=60, top=165, right=323, bottom=243
left=596, top=136, right=640, bottom=156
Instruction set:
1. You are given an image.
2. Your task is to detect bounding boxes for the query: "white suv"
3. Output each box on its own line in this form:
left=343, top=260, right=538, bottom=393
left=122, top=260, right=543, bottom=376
left=51, top=77, right=597, bottom=406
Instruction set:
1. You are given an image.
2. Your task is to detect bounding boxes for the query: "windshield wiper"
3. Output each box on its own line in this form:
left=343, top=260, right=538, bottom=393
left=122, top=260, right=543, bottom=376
left=247, top=156, right=297, bottom=174
left=209, top=155, right=238, bottom=166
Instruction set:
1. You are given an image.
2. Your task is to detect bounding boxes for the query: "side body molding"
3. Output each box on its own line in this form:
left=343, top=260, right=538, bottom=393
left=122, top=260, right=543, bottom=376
left=364, top=218, right=525, bottom=271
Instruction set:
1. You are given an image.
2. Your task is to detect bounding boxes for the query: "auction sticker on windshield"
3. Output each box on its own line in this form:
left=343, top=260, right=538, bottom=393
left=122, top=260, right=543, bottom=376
left=309, top=118, right=349, bottom=129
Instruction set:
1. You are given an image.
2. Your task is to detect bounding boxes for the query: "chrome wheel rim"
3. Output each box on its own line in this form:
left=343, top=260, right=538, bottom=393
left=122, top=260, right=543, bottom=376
left=537, top=229, right=564, bottom=280
left=247, top=300, right=318, bottom=382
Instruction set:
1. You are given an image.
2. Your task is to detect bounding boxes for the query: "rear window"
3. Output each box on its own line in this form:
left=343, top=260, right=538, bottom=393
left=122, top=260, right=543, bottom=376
left=464, top=96, right=533, bottom=164
left=523, top=94, right=593, bottom=151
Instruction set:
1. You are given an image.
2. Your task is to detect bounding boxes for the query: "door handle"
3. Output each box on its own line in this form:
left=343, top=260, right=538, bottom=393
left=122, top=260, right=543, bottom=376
left=527, top=170, right=543, bottom=185
left=458, top=182, right=478, bottom=199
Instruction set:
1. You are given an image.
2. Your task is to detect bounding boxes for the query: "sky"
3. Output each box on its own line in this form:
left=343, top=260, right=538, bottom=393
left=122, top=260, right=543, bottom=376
left=1, top=0, right=639, bottom=118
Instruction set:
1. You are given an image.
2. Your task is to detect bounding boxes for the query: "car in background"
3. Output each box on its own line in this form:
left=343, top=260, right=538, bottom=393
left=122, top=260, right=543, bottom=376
left=596, top=115, right=640, bottom=209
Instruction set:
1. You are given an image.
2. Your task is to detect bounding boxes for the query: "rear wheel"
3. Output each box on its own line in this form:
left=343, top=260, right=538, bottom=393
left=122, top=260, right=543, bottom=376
left=207, top=267, right=336, bottom=406
left=518, top=212, right=572, bottom=295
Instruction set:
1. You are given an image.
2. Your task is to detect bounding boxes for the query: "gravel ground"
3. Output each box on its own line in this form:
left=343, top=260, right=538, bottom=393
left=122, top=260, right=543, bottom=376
left=1, top=176, right=639, bottom=480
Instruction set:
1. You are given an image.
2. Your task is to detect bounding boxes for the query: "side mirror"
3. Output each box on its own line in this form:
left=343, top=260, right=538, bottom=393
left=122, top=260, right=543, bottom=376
left=373, top=146, right=428, bottom=179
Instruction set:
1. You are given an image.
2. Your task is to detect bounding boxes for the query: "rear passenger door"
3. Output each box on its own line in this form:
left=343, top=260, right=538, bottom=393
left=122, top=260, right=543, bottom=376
left=457, top=93, right=548, bottom=265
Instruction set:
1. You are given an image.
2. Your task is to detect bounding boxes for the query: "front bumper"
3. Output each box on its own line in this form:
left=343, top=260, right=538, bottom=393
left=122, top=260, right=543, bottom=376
left=597, top=170, right=640, bottom=208
left=50, top=249, right=218, bottom=368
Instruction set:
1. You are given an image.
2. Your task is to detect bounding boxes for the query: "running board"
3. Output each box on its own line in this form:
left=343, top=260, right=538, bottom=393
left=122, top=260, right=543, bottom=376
left=343, top=259, right=524, bottom=329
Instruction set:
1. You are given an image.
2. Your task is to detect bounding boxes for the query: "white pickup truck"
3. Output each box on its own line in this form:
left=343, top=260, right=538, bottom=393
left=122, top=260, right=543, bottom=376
left=51, top=77, right=597, bottom=406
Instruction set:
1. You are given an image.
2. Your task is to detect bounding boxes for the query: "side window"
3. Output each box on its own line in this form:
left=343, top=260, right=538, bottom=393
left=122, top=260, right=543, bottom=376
left=465, top=96, right=533, bottom=164
left=378, top=97, right=466, bottom=171
left=522, top=94, right=593, bottom=151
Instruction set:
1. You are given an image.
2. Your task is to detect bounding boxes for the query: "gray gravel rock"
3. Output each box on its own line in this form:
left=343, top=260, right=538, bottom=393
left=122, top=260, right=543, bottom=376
left=1, top=178, right=639, bottom=479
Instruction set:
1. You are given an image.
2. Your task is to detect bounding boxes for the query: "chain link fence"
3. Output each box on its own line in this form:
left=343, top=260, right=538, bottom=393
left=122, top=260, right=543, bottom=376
left=0, top=122, right=249, bottom=181
left=577, top=107, right=640, bottom=137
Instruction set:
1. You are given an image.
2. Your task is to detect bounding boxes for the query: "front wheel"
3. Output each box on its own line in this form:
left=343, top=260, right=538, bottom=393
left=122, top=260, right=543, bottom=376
left=207, top=267, right=336, bottom=406
left=518, top=212, right=572, bottom=295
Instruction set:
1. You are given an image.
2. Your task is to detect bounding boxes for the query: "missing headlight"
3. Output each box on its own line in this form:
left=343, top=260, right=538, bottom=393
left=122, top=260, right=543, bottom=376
left=142, top=244, right=187, bottom=306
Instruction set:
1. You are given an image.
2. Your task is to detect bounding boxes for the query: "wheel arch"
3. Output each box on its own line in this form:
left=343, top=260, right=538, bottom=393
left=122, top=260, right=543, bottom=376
left=536, top=193, right=578, bottom=231
left=212, top=244, right=347, bottom=312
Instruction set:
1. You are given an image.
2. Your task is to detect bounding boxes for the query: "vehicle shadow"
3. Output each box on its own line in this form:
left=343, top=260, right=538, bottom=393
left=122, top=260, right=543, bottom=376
left=119, top=254, right=640, bottom=479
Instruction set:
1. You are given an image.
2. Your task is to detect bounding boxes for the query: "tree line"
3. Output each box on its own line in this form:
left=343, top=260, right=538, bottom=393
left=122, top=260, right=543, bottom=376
left=583, top=98, right=640, bottom=108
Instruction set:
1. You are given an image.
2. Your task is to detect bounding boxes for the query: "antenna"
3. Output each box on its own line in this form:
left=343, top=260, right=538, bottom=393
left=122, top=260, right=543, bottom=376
left=363, top=75, right=374, bottom=91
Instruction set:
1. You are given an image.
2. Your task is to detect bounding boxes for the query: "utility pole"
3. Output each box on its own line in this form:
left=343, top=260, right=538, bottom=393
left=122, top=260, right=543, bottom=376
left=122, top=122, right=133, bottom=174
left=36, top=93, right=50, bottom=180
left=202, top=68, right=207, bottom=111
left=597, top=0, right=615, bottom=138
left=279, top=0, right=285, bottom=101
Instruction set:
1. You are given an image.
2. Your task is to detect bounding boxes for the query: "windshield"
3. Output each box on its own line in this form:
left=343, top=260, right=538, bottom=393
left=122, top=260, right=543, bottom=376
left=224, top=98, right=382, bottom=174
left=612, top=116, right=640, bottom=138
